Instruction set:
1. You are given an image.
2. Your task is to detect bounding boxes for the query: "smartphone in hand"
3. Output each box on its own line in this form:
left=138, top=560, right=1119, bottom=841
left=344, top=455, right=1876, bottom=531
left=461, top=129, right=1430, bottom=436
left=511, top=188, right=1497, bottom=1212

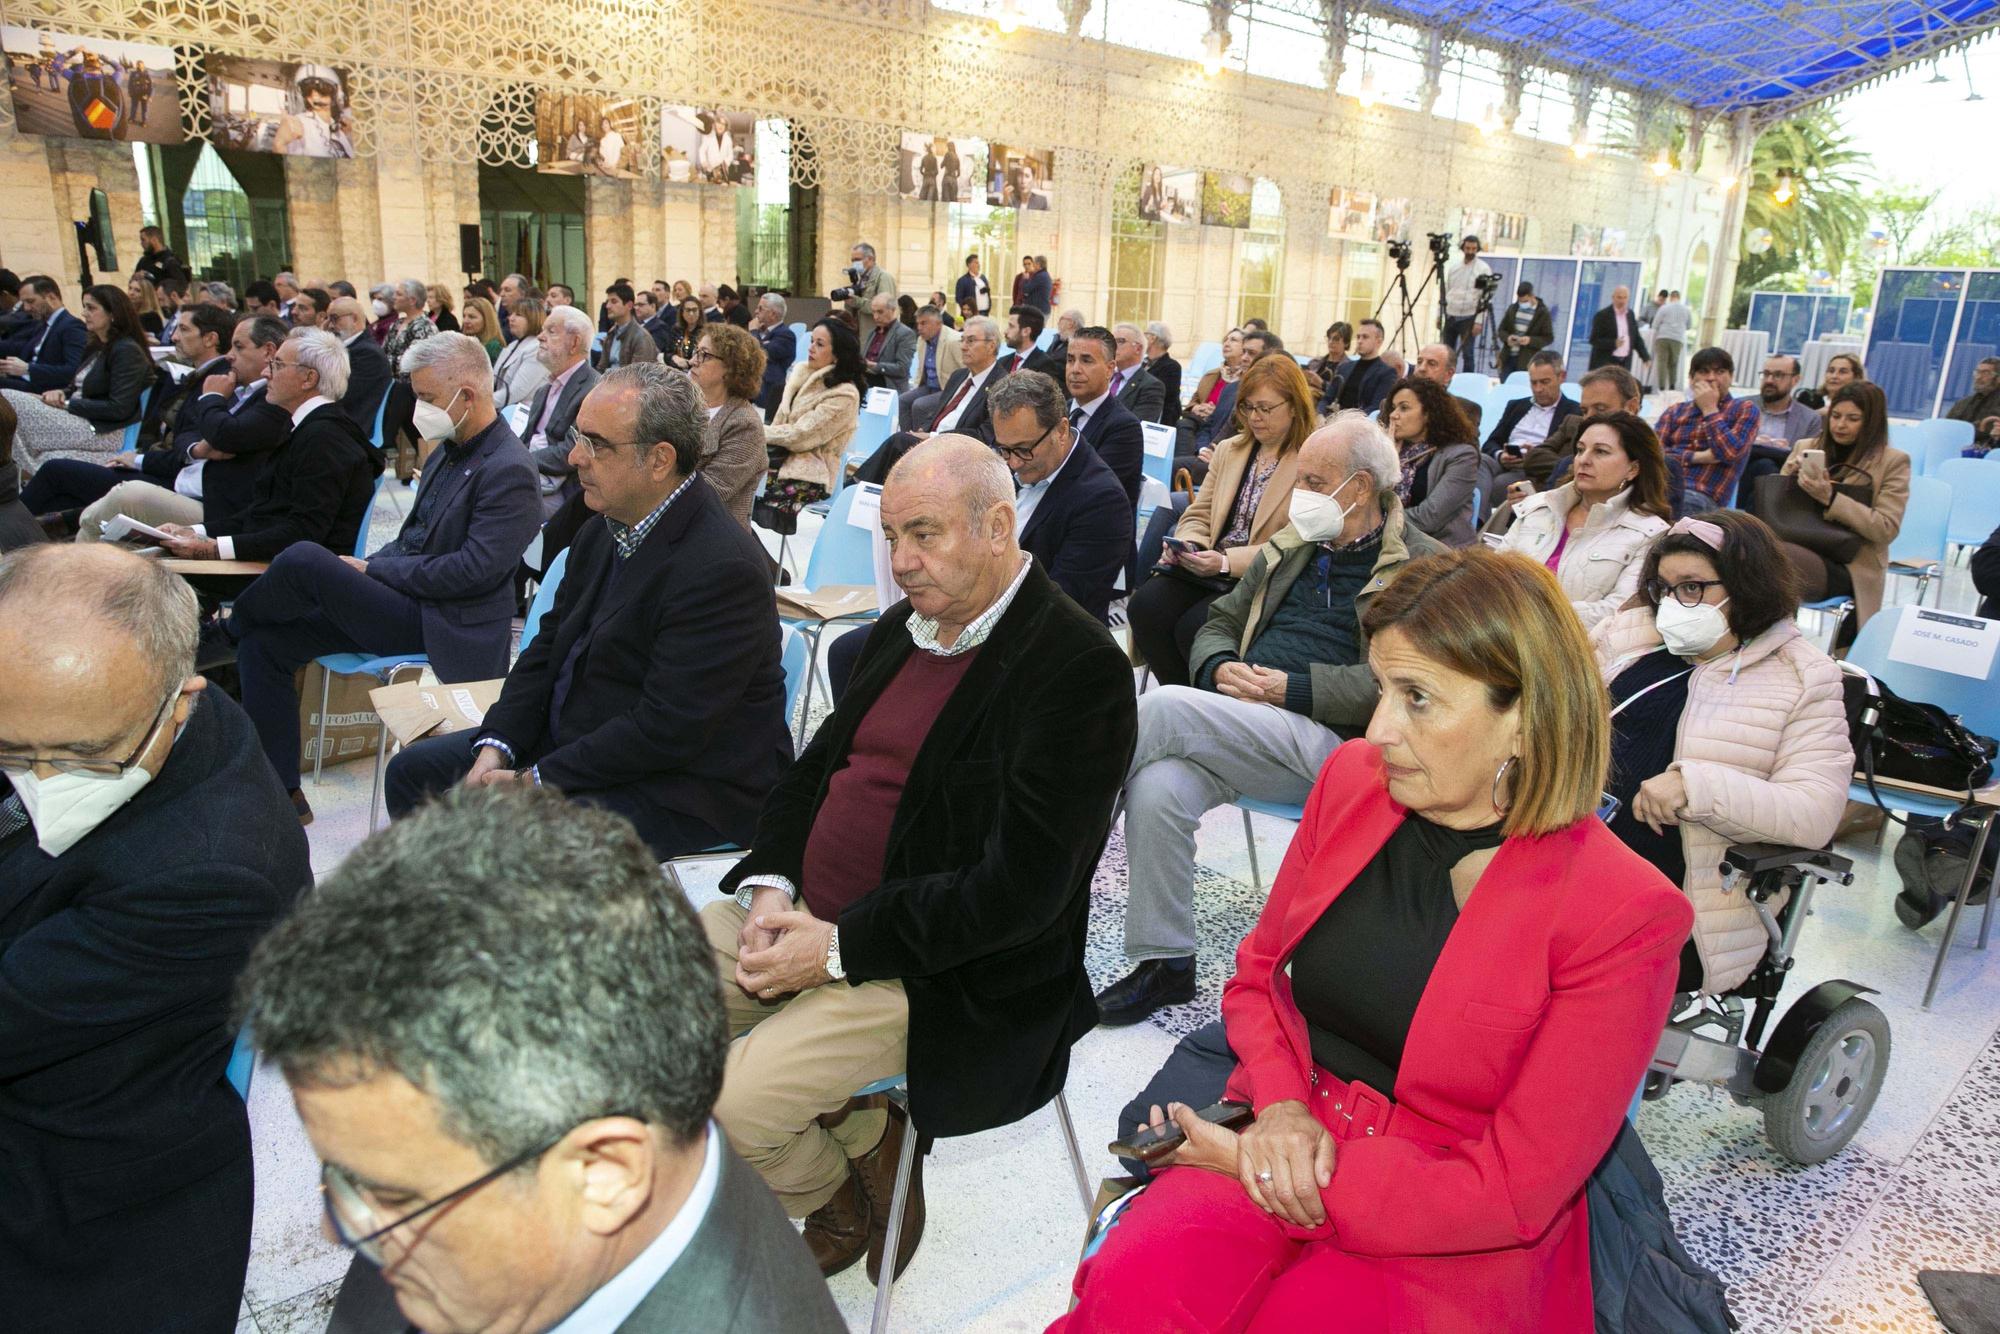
left=1107, top=1101, right=1254, bottom=1163
left=1798, top=448, right=1826, bottom=478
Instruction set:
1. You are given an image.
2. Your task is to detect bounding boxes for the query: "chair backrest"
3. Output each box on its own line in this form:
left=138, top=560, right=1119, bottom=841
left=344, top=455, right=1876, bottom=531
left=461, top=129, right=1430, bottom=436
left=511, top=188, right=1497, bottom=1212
left=789, top=321, right=809, bottom=353
left=1848, top=610, right=2000, bottom=738
left=520, top=545, right=571, bottom=651
left=371, top=385, right=392, bottom=447
left=781, top=625, right=810, bottom=718
left=1450, top=372, right=1491, bottom=401
left=1560, top=381, right=1581, bottom=402
left=1034, top=328, right=1057, bottom=352
left=1887, top=475, right=1952, bottom=567
left=120, top=383, right=156, bottom=450
left=863, top=386, right=898, bottom=417
left=1928, top=417, right=1975, bottom=453
left=1140, top=421, right=1175, bottom=489
left=1184, top=341, right=1224, bottom=382
left=1504, top=369, right=1530, bottom=388
left=803, top=483, right=880, bottom=588
left=1937, top=457, right=2000, bottom=547
left=225, top=1028, right=256, bottom=1100
left=1914, top=421, right=1966, bottom=478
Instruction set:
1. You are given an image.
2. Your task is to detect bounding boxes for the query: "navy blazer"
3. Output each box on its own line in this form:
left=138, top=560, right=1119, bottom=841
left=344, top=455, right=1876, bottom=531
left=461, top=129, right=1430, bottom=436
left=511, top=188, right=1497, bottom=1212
left=339, top=333, right=392, bottom=436
left=1482, top=394, right=1583, bottom=458
left=0, top=693, right=309, bottom=1329
left=1075, top=393, right=1145, bottom=507
left=1019, top=441, right=1134, bottom=623
left=0, top=307, right=88, bottom=393
left=180, top=383, right=296, bottom=531
left=1022, top=268, right=1053, bottom=315
left=479, top=479, right=791, bottom=854
left=753, top=322, right=797, bottom=413
left=1320, top=356, right=1397, bottom=417
left=214, top=401, right=378, bottom=563
left=366, top=416, right=543, bottom=681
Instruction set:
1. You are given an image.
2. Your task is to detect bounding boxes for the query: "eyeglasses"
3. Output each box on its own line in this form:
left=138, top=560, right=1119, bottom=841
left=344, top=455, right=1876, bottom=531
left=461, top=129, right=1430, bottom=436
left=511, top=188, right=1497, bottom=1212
left=1644, top=577, right=1727, bottom=608
left=689, top=349, right=715, bottom=366
left=320, top=1111, right=642, bottom=1264
left=991, top=419, right=1056, bottom=463
left=1242, top=399, right=1290, bottom=418
left=0, top=684, right=180, bottom=777
left=565, top=426, right=652, bottom=460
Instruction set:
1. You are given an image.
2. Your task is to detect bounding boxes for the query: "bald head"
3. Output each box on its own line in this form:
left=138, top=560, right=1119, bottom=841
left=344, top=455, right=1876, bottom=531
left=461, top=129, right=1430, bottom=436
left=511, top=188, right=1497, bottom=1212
left=889, top=434, right=1016, bottom=528
left=881, top=435, right=1022, bottom=640
left=325, top=296, right=368, bottom=341
left=1414, top=343, right=1455, bottom=388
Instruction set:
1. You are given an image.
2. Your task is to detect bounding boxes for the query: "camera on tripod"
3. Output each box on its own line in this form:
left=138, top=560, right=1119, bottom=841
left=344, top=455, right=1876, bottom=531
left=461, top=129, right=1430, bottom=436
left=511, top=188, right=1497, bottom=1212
left=1387, top=238, right=1413, bottom=268
left=1473, top=272, right=1501, bottom=295
left=1426, top=231, right=1454, bottom=263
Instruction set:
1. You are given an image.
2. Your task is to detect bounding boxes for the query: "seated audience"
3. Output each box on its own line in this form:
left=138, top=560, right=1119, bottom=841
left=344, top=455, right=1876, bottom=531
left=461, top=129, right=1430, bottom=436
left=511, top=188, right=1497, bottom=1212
left=1099, top=416, right=1445, bottom=1024
left=78, top=313, right=293, bottom=543
left=1479, top=350, right=1579, bottom=496
left=386, top=365, right=789, bottom=857
left=850, top=316, right=1008, bottom=487
left=1324, top=317, right=1396, bottom=417
left=898, top=304, right=962, bottom=429
left=750, top=292, right=797, bottom=418
left=1180, top=327, right=1243, bottom=451
left=239, top=786, right=843, bottom=1334
left=1130, top=354, right=1314, bottom=687
left=1064, top=325, right=1145, bottom=506
left=0, top=545, right=308, bottom=1333
left=1109, top=322, right=1168, bottom=424
left=1302, top=322, right=1351, bottom=401
left=138, top=331, right=377, bottom=565
left=763, top=318, right=864, bottom=518
left=1144, top=322, right=1182, bottom=428
left=690, top=323, right=771, bottom=530
left=989, top=371, right=1134, bottom=622
left=325, top=297, right=392, bottom=431
left=1655, top=346, right=1759, bottom=511
left=210, top=333, right=541, bottom=822
left=1792, top=351, right=1863, bottom=411
left=241, top=280, right=283, bottom=318
left=1945, top=355, right=2000, bottom=452
left=126, top=272, right=167, bottom=337
left=664, top=295, right=704, bottom=370
left=633, top=288, right=671, bottom=356
left=522, top=305, right=602, bottom=518
left=709, top=436, right=1135, bottom=1279
left=1738, top=354, right=1824, bottom=508
left=596, top=282, right=663, bottom=372
left=1774, top=380, right=1909, bottom=639
left=1065, top=548, right=1690, bottom=1331
left=0, top=398, right=44, bottom=551
left=1380, top=375, right=1479, bottom=547
left=861, top=293, right=918, bottom=394
left=1592, top=511, right=1849, bottom=976
left=1412, top=341, right=1484, bottom=437
left=1493, top=411, right=1673, bottom=629
left=366, top=284, right=396, bottom=343
left=381, top=279, right=437, bottom=373
left=1002, top=304, right=1059, bottom=378
left=283, top=285, right=321, bottom=330
left=459, top=294, right=504, bottom=362
left=1509, top=362, right=1641, bottom=490
left=6, top=284, right=153, bottom=475
left=425, top=282, right=459, bottom=333
left=490, top=299, right=551, bottom=409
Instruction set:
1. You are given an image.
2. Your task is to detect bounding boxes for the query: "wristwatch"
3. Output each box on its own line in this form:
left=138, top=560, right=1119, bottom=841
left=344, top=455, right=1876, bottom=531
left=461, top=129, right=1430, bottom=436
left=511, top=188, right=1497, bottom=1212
left=825, top=928, right=845, bottom=982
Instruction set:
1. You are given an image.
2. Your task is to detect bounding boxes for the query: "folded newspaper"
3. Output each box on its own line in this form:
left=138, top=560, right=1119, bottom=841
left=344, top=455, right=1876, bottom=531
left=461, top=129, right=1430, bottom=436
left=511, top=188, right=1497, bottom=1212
left=773, top=583, right=878, bottom=622
left=100, top=513, right=176, bottom=544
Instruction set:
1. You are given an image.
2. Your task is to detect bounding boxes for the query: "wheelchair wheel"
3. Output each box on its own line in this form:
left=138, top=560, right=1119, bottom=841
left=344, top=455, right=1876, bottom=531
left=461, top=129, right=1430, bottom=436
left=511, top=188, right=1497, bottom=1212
left=1760, top=998, right=1889, bottom=1165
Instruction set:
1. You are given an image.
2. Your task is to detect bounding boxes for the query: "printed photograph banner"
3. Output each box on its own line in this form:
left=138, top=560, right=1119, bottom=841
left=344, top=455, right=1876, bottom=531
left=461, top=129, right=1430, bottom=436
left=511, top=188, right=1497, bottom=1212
left=1, top=26, right=184, bottom=144
left=986, top=143, right=1053, bottom=210
left=1138, top=164, right=1200, bottom=224
left=1374, top=197, right=1413, bottom=243
left=208, top=57, right=355, bottom=158
left=660, top=107, right=755, bottom=185
left=536, top=90, right=643, bottom=179
left=898, top=133, right=986, bottom=203
left=1201, top=171, right=1254, bottom=229
left=1571, top=224, right=1606, bottom=257
left=1459, top=207, right=1528, bottom=249
left=1328, top=186, right=1377, bottom=241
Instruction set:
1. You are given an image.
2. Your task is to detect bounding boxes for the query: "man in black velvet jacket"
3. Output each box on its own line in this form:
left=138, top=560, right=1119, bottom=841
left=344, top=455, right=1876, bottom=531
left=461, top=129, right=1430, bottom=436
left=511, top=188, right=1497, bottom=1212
left=0, top=545, right=310, bottom=1334
left=384, top=364, right=791, bottom=859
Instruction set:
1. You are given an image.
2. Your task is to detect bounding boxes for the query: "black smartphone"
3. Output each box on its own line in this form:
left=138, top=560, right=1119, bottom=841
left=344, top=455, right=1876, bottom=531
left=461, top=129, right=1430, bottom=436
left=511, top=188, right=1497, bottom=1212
left=1107, top=1100, right=1253, bottom=1163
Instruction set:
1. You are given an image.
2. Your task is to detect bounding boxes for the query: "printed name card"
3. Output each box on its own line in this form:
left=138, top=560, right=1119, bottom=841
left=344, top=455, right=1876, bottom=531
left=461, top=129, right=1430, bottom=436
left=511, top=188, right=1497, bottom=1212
left=1886, top=606, right=1999, bottom=681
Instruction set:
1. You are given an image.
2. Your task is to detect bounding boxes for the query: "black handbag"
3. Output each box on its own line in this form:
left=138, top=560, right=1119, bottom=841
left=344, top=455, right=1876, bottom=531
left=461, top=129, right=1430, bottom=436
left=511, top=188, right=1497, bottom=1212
left=1843, top=667, right=1997, bottom=819
left=1754, top=467, right=1870, bottom=564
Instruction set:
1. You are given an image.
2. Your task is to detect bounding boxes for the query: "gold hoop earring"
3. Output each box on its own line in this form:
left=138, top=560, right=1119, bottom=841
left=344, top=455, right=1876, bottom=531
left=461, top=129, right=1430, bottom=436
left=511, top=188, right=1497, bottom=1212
left=1491, top=756, right=1517, bottom=815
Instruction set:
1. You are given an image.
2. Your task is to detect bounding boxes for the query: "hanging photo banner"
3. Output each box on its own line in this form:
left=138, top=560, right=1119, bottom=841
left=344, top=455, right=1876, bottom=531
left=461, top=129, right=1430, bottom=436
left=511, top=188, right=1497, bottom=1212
left=1599, top=227, right=1629, bottom=258
left=1201, top=171, right=1254, bottom=229
left=535, top=90, right=642, bottom=179
left=208, top=57, right=356, bottom=157
left=1328, top=186, right=1378, bottom=241
left=1, top=26, right=184, bottom=144
left=1571, top=224, right=1613, bottom=257
left=897, top=133, right=985, bottom=203
left=986, top=143, right=1054, bottom=210
left=1459, top=208, right=1528, bottom=249
left=1138, top=164, right=1200, bottom=224
left=1374, top=197, right=1413, bottom=243
left=659, top=107, right=755, bottom=185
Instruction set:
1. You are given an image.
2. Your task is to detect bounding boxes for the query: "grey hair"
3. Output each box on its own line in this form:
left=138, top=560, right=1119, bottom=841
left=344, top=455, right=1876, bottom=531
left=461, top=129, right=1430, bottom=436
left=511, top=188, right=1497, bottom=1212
left=274, top=271, right=297, bottom=287
left=1527, top=349, right=1566, bottom=374
left=599, top=362, right=706, bottom=476
left=398, top=330, right=491, bottom=385
left=396, top=278, right=427, bottom=305
left=368, top=283, right=393, bottom=301
left=963, top=315, right=1000, bottom=345
left=758, top=291, right=788, bottom=319
left=1309, top=411, right=1402, bottom=494
left=205, top=281, right=236, bottom=308
left=1059, top=307, right=1085, bottom=333
left=1145, top=320, right=1173, bottom=349
left=852, top=241, right=877, bottom=260
left=985, top=365, right=1066, bottom=432
left=1112, top=321, right=1145, bottom=348
left=288, top=328, right=350, bottom=401
left=503, top=271, right=530, bottom=289
left=542, top=303, right=594, bottom=350
left=0, top=545, right=198, bottom=701
left=890, top=433, right=1017, bottom=529
left=236, top=785, right=727, bottom=1161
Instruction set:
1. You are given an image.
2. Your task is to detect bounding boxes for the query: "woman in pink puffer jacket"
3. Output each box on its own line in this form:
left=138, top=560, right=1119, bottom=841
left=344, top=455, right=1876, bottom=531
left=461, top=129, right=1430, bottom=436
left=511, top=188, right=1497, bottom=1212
left=1590, top=511, right=1852, bottom=994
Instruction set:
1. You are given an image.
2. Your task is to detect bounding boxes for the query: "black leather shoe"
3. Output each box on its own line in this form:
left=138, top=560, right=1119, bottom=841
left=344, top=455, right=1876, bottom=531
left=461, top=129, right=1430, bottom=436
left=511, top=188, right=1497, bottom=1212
left=1094, top=958, right=1196, bottom=1027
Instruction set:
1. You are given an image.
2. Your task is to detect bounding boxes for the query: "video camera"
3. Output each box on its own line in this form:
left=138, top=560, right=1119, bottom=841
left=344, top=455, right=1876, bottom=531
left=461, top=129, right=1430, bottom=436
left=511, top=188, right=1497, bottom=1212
left=829, top=263, right=866, bottom=302
left=1426, top=232, right=1454, bottom=263
left=1474, top=272, right=1502, bottom=294
left=1387, top=238, right=1413, bottom=268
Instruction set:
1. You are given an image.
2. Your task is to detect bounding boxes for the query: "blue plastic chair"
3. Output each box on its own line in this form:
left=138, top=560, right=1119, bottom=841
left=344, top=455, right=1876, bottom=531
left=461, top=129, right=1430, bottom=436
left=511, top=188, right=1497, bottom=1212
left=1927, top=416, right=1975, bottom=458
left=1183, top=341, right=1224, bottom=383
left=1799, top=595, right=1855, bottom=651
left=1885, top=475, right=1952, bottom=606
left=1450, top=372, right=1491, bottom=402
left=781, top=487, right=881, bottom=744
left=1906, top=420, right=1965, bottom=478
left=788, top=321, right=809, bottom=355
left=1140, top=422, right=1175, bottom=492
left=120, top=384, right=155, bottom=452
left=1034, top=328, right=1057, bottom=352
left=519, top=547, right=571, bottom=654
left=368, top=387, right=390, bottom=449
left=1504, top=370, right=1530, bottom=389
left=1937, top=458, right=2000, bottom=550
left=225, top=1028, right=255, bottom=1100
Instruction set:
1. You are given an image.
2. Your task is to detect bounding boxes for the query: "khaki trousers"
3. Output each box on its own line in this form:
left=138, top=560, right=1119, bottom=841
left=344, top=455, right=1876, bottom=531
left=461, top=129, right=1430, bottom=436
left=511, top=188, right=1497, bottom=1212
left=78, top=478, right=203, bottom=542
left=700, top=899, right=909, bottom=1217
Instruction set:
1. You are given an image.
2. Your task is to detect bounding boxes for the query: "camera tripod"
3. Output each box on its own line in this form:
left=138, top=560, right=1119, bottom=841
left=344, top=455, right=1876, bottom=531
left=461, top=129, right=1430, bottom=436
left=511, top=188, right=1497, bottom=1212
left=1374, top=245, right=1447, bottom=357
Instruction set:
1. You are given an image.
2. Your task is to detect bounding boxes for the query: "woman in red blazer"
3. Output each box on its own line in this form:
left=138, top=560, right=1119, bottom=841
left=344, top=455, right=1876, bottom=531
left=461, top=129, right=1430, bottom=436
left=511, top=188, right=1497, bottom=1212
left=1058, top=548, right=1693, bottom=1333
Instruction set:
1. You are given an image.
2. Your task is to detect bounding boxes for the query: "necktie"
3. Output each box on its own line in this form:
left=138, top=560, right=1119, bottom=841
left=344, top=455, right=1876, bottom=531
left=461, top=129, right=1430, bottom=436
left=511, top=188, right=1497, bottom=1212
left=931, top=374, right=974, bottom=429
left=1109, top=370, right=1126, bottom=397
left=868, top=327, right=888, bottom=362
left=0, top=790, right=27, bottom=843
left=1069, top=405, right=1085, bottom=431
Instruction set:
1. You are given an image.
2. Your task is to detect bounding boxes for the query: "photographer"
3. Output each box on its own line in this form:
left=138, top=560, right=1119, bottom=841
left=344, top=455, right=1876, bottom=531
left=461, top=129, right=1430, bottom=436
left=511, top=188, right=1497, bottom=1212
left=829, top=241, right=897, bottom=323
left=1439, top=234, right=1492, bottom=373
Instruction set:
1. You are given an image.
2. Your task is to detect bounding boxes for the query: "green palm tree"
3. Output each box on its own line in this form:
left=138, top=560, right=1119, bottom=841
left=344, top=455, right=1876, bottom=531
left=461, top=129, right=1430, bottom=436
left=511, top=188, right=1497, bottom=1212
left=1734, top=111, right=1874, bottom=301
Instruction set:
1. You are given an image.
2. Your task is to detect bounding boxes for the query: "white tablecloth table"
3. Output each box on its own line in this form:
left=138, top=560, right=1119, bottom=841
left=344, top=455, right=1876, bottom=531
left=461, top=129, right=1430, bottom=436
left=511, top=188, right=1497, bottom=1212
left=1719, top=328, right=1771, bottom=391
left=1800, top=336, right=1865, bottom=392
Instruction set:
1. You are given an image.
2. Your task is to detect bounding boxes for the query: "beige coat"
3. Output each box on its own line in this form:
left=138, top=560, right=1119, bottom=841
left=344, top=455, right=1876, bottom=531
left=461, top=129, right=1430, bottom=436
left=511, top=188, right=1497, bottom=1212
left=920, top=325, right=963, bottom=389
left=1779, top=442, right=1910, bottom=627
left=1175, top=432, right=1299, bottom=577
left=1498, top=483, right=1669, bottom=630
left=765, top=363, right=859, bottom=491
left=1592, top=609, right=1852, bottom=993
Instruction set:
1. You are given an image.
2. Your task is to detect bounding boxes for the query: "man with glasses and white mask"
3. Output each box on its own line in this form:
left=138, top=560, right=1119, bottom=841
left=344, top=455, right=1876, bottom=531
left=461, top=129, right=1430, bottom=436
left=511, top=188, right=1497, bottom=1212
left=211, top=332, right=540, bottom=823
left=0, top=544, right=310, bottom=1334
left=240, top=786, right=840, bottom=1334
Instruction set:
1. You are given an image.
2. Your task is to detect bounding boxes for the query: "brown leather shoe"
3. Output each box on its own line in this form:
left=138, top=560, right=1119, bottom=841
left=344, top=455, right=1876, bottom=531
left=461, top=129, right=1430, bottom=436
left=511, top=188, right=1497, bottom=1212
left=859, top=1102, right=925, bottom=1284
left=801, top=1165, right=871, bottom=1278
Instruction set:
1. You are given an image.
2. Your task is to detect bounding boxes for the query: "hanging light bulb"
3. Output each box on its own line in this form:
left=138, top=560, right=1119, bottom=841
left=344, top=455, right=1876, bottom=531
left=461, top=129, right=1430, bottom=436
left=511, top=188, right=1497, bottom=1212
left=1772, top=170, right=1795, bottom=205
left=996, top=0, right=1022, bottom=34
left=1478, top=103, right=1500, bottom=136
left=1652, top=149, right=1671, bottom=177
left=1358, top=67, right=1378, bottom=109
left=1201, top=27, right=1228, bottom=76
left=1571, top=131, right=1594, bottom=160
left=1721, top=173, right=1739, bottom=191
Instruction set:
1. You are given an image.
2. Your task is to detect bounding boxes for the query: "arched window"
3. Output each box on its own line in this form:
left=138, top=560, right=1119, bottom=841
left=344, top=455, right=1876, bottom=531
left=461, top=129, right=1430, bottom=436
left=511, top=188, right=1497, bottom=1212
left=1235, top=178, right=1285, bottom=329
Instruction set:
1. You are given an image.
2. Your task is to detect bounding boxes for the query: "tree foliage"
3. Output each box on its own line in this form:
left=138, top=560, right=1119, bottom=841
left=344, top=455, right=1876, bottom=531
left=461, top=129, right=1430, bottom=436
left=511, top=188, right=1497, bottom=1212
left=1733, top=112, right=1874, bottom=294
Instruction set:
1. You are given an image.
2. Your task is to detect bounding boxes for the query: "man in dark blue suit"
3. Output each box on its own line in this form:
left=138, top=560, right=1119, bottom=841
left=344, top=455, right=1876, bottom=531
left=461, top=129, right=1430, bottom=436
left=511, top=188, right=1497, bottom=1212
left=0, top=545, right=308, bottom=1334
left=989, top=368, right=1132, bottom=623
left=213, top=333, right=541, bottom=821
left=0, top=276, right=88, bottom=393
left=384, top=364, right=792, bottom=859
left=749, top=292, right=797, bottom=420
left=1479, top=350, right=1581, bottom=498
left=1064, top=325, right=1145, bottom=507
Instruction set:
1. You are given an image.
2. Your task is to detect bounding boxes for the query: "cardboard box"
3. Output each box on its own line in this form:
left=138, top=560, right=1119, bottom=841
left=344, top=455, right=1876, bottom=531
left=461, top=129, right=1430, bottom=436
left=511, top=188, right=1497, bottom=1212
left=368, top=677, right=507, bottom=748
left=774, top=583, right=877, bottom=622
left=295, top=661, right=419, bottom=770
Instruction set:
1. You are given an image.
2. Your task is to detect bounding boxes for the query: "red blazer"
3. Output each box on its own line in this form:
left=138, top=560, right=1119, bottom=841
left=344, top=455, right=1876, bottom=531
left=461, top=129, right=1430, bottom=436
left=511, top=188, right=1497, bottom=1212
left=1222, top=740, right=1692, bottom=1332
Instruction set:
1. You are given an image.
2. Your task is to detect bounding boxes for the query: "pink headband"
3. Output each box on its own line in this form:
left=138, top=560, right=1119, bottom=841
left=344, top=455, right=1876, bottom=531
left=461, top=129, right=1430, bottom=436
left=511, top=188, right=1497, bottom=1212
left=1667, top=516, right=1724, bottom=551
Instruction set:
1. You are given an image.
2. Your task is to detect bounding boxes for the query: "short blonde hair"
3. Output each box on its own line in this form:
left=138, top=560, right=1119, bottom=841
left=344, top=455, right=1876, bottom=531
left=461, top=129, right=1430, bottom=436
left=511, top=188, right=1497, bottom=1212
left=1360, top=548, right=1607, bottom=837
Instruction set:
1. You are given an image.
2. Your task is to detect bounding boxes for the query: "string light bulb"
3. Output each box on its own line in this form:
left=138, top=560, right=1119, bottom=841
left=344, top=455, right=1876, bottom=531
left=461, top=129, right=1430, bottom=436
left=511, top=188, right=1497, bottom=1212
left=1652, top=149, right=1671, bottom=177
left=1721, top=173, right=1739, bottom=190
left=1200, top=27, right=1228, bottom=76
left=1772, top=170, right=1795, bottom=205
left=1571, top=133, right=1593, bottom=160
left=1358, top=67, right=1378, bottom=109
left=996, top=0, right=1022, bottom=34
left=1478, top=103, right=1500, bottom=136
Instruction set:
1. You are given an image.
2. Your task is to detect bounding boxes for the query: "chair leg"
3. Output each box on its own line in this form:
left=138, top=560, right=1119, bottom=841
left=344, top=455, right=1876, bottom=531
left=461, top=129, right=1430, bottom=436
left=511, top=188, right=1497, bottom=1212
left=1242, top=807, right=1262, bottom=890
left=368, top=723, right=391, bottom=831
left=869, top=1092, right=921, bottom=1334
left=795, top=625, right=825, bottom=749
left=311, top=666, right=334, bottom=785
left=1922, top=810, right=1994, bottom=1009
left=1053, top=1091, right=1094, bottom=1215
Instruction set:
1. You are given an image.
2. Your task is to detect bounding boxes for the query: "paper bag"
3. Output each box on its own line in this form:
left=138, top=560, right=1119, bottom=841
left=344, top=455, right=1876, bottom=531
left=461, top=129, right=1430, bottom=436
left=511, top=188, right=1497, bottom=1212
left=368, top=678, right=507, bottom=748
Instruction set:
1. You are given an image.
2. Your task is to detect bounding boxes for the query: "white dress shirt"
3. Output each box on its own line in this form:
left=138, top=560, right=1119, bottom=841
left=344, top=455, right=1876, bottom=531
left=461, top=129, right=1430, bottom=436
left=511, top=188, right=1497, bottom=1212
left=1506, top=399, right=1558, bottom=448
left=206, top=394, right=330, bottom=560
left=933, top=363, right=995, bottom=433
left=1013, top=440, right=1076, bottom=534
left=1068, top=388, right=1111, bottom=434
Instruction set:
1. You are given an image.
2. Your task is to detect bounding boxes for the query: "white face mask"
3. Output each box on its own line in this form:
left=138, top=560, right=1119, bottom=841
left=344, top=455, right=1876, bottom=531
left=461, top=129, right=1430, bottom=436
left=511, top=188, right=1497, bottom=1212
left=410, top=387, right=466, bottom=442
left=370, top=298, right=390, bottom=319
left=1288, top=472, right=1363, bottom=544
left=1655, top=596, right=1731, bottom=658
left=11, top=764, right=158, bottom=858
